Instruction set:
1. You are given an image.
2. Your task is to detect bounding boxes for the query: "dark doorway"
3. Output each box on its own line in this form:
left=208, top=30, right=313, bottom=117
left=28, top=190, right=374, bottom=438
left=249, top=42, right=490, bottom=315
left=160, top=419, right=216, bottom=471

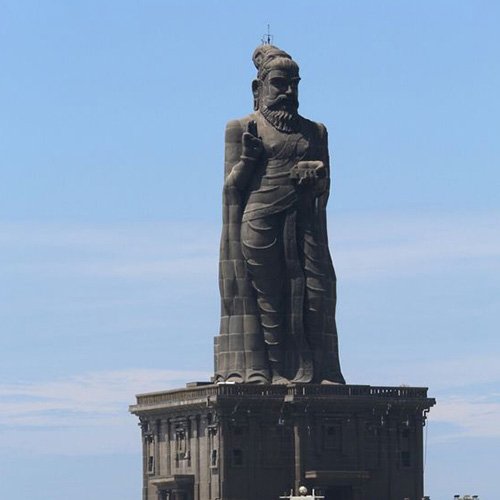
left=323, top=485, right=353, bottom=500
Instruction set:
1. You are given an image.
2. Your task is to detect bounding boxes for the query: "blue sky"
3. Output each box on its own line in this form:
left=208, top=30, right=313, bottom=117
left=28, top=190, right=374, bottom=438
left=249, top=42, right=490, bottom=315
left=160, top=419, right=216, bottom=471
left=1, top=1, right=499, bottom=499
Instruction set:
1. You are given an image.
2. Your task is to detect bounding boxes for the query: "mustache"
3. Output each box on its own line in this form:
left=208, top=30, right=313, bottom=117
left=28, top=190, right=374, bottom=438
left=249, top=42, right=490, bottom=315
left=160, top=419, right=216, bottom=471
left=267, top=94, right=298, bottom=110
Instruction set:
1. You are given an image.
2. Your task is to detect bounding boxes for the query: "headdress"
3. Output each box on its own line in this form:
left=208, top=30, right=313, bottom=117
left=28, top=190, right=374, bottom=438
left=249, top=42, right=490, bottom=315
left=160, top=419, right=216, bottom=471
left=252, top=44, right=299, bottom=80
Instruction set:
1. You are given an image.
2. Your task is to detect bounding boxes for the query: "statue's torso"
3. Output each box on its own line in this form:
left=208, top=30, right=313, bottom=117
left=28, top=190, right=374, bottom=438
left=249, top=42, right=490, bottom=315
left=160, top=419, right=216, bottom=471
left=242, top=113, right=316, bottom=222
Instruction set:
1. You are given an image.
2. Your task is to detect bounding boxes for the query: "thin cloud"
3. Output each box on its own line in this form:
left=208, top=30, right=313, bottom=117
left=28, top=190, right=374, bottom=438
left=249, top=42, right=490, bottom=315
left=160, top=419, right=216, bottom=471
left=0, top=221, right=219, bottom=280
left=0, top=369, right=210, bottom=428
left=430, top=396, right=500, bottom=440
left=4, top=256, right=216, bottom=279
left=332, top=211, right=500, bottom=279
left=1, top=211, right=498, bottom=282
left=347, top=355, right=500, bottom=391
left=0, top=369, right=210, bottom=456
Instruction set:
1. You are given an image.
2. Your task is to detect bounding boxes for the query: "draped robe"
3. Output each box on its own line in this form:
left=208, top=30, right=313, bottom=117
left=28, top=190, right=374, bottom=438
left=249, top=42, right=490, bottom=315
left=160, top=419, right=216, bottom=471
left=214, top=111, right=344, bottom=384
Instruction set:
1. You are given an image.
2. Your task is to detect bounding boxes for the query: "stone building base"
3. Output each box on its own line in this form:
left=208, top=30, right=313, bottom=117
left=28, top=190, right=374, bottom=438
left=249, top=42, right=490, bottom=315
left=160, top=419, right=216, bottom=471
left=130, top=383, right=434, bottom=500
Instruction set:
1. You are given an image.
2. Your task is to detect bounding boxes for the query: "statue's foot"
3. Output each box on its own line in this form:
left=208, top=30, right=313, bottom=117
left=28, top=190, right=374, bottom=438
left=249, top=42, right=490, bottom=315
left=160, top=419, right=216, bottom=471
left=291, top=358, right=313, bottom=384
left=246, top=373, right=271, bottom=384
left=291, top=373, right=313, bottom=384
left=272, top=374, right=290, bottom=385
left=320, top=378, right=343, bottom=385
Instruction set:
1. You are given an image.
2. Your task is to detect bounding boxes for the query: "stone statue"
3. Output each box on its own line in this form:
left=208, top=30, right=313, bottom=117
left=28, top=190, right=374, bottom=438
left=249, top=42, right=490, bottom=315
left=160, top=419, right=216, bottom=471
left=214, top=44, right=345, bottom=385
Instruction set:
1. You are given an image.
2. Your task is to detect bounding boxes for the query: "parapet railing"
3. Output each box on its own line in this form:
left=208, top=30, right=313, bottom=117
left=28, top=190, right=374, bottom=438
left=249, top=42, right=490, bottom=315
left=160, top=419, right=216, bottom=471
left=134, top=383, right=428, bottom=407
left=288, top=385, right=428, bottom=398
left=135, top=385, right=220, bottom=406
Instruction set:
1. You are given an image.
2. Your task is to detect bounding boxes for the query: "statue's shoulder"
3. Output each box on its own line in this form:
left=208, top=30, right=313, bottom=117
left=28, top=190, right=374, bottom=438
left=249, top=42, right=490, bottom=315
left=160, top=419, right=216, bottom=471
left=300, top=116, right=328, bottom=138
left=316, top=121, right=328, bottom=138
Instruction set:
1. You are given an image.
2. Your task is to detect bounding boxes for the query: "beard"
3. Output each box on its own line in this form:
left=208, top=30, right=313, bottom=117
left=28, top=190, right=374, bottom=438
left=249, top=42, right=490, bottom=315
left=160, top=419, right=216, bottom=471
left=260, top=96, right=300, bottom=133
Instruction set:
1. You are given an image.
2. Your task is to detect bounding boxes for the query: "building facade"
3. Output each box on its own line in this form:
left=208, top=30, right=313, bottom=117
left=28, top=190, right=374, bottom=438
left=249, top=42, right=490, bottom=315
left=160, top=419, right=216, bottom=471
left=130, top=383, right=435, bottom=500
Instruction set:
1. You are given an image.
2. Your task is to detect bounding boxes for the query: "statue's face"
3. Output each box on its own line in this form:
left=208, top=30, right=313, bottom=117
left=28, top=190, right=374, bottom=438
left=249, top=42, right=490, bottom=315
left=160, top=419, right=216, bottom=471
left=260, top=68, right=300, bottom=113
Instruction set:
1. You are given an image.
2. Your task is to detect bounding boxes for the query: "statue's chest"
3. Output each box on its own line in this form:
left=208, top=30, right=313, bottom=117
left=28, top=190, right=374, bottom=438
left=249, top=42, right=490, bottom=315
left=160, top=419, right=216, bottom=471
left=263, top=130, right=309, bottom=162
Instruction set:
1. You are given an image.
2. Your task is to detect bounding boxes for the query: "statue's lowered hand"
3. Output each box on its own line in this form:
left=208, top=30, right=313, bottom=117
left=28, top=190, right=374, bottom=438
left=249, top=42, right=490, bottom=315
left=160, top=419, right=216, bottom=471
left=241, top=120, right=263, bottom=162
left=290, top=161, right=326, bottom=185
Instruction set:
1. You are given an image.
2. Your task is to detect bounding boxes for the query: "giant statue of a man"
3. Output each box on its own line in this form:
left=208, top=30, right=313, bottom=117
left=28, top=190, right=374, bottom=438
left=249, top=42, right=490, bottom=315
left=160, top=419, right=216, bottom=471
left=214, top=45, right=345, bottom=385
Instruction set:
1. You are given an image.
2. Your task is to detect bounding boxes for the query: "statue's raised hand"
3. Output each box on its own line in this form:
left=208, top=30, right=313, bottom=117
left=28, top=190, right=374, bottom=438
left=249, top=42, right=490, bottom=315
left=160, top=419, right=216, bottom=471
left=241, top=120, right=263, bottom=162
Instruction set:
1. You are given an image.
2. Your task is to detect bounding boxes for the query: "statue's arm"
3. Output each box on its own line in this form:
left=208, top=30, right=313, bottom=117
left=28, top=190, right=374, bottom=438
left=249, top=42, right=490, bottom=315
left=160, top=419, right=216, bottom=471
left=316, top=123, right=331, bottom=199
left=224, top=119, right=260, bottom=191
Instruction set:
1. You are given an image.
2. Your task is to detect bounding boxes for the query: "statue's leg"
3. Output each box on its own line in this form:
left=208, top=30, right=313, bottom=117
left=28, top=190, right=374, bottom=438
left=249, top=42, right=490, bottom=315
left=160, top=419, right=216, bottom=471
left=241, top=214, right=288, bottom=383
left=299, top=216, right=343, bottom=384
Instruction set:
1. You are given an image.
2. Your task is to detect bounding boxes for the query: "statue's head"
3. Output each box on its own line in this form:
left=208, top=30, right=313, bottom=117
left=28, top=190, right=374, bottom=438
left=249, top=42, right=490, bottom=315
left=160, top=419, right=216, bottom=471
left=252, top=44, right=301, bottom=132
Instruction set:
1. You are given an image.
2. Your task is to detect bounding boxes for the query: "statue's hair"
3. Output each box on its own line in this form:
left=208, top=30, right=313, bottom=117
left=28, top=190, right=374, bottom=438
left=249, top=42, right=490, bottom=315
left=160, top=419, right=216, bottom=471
left=252, top=44, right=299, bottom=81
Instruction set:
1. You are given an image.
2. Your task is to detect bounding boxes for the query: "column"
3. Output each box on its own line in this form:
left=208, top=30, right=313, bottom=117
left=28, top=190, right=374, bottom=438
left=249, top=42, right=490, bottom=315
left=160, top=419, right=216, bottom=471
left=293, top=414, right=305, bottom=492
left=190, top=415, right=200, bottom=500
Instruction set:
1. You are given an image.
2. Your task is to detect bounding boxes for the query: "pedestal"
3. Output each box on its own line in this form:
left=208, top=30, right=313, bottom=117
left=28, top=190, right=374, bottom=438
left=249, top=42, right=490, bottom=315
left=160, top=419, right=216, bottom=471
left=130, top=383, right=434, bottom=500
